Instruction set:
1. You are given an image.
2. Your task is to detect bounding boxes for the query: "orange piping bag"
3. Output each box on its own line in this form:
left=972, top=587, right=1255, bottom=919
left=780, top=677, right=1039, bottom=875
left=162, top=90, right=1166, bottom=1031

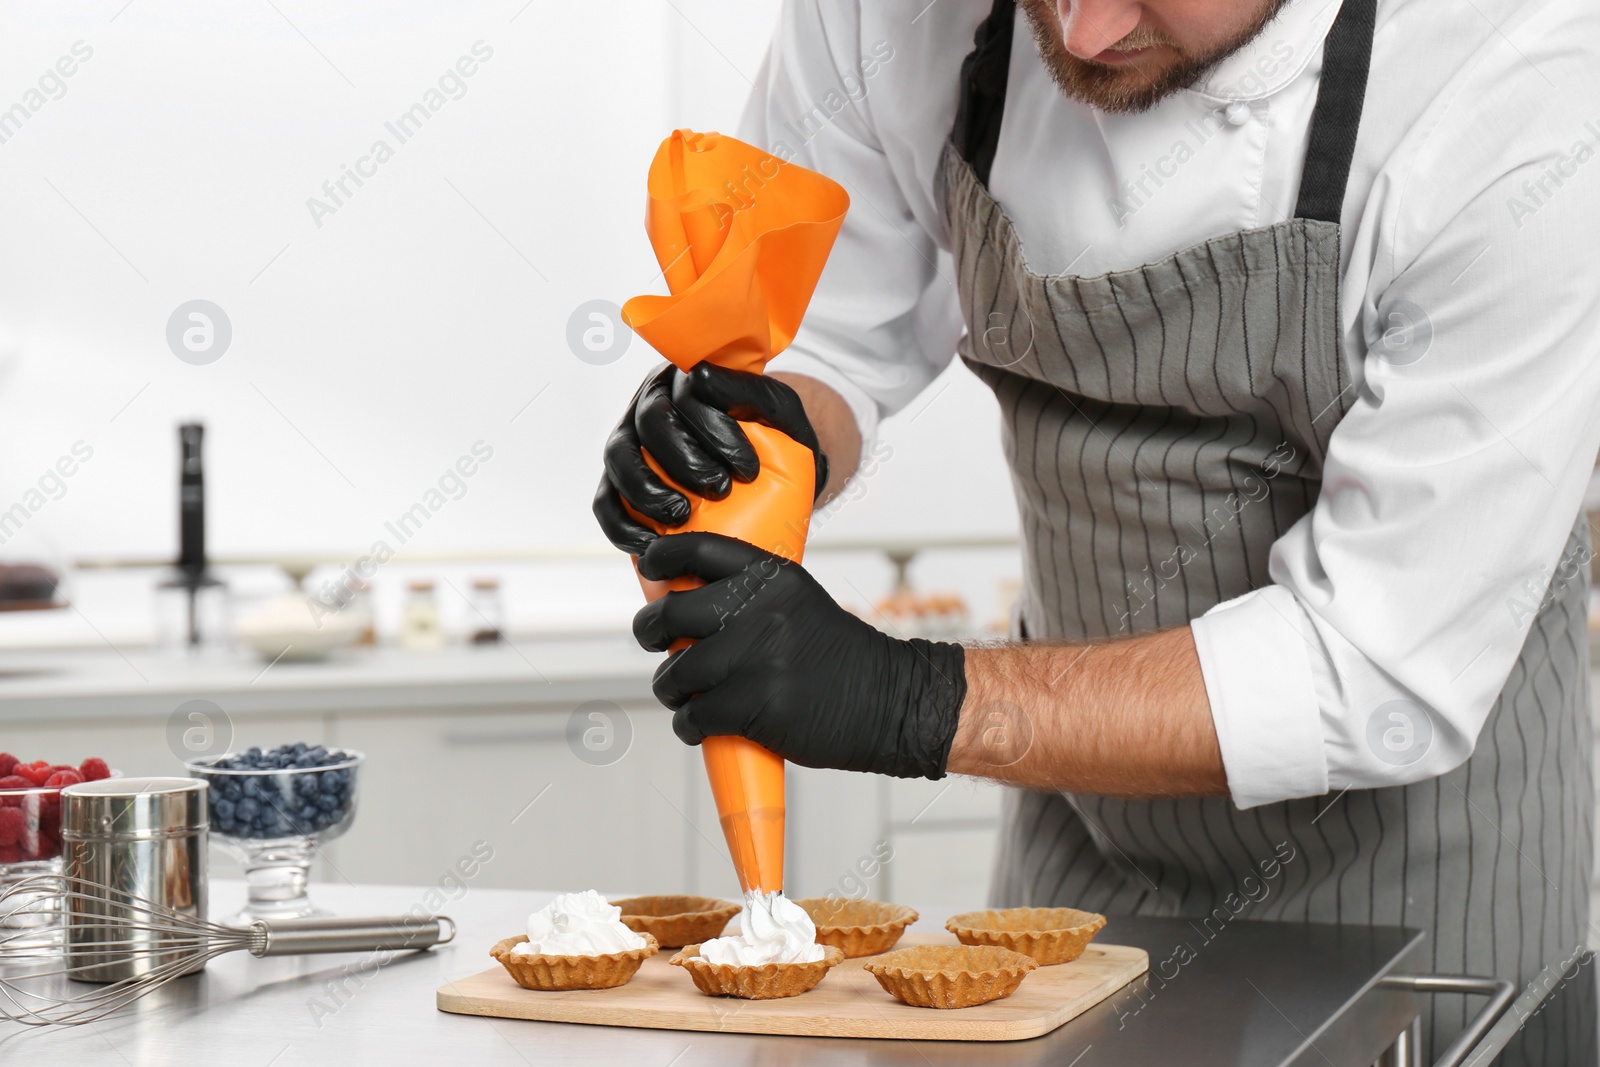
left=621, top=130, right=848, bottom=895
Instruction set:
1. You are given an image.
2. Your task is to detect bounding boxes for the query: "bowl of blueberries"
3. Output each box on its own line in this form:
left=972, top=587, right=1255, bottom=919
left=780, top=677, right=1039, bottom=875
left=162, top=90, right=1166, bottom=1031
left=185, top=743, right=363, bottom=924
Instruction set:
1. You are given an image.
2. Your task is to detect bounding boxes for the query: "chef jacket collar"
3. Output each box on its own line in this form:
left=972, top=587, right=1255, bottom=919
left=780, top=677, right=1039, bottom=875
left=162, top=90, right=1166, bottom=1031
left=1188, top=0, right=1345, bottom=104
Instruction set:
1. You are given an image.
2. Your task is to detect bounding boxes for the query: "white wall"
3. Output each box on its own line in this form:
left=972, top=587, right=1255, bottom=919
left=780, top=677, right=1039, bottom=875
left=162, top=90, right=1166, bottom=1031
left=0, top=1, right=1016, bottom=584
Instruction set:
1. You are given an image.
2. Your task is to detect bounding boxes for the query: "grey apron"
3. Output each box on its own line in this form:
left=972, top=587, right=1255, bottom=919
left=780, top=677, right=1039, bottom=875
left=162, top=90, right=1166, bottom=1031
left=943, top=1, right=1596, bottom=1061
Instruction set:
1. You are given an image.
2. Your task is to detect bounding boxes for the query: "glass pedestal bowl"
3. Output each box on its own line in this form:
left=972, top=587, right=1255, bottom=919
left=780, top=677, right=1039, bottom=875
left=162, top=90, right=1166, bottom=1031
left=184, top=749, right=363, bottom=925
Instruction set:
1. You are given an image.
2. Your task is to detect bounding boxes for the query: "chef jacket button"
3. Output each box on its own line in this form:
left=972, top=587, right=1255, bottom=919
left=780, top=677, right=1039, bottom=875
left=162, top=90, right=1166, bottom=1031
left=1224, top=101, right=1252, bottom=126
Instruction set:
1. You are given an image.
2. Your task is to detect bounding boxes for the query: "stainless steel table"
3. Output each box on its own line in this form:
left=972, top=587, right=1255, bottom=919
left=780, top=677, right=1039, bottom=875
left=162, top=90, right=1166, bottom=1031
left=0, top=881, right=1427, bottom=1066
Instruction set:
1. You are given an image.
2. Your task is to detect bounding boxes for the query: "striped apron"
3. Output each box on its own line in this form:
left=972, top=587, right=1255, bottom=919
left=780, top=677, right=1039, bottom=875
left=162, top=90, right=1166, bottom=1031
left=944, top=1, right=1596, bottom=1061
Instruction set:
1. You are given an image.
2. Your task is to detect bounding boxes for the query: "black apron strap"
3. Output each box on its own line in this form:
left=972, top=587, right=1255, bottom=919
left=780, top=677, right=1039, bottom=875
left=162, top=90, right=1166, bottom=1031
left=951, top=0, right=1377, bottom=225
left=952, top=0, right=1016, bottom=186
left=1293, top=0, right=1377, bottom=223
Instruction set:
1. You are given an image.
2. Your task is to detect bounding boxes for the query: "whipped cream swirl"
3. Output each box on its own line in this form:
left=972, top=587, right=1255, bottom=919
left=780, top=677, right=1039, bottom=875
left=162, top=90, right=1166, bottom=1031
left=695, top=890, right=824, bottom=966
left=512, top=890, right=647, bottom=957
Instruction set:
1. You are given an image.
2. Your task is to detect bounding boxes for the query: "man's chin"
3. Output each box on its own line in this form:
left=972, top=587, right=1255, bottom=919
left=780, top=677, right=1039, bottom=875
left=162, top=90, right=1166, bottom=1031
left=1020, top=0, right=1296, bottom=114
left=1019, top=6, right=1205, bottom=113
left=1049, top=56, right=1204, bottom=114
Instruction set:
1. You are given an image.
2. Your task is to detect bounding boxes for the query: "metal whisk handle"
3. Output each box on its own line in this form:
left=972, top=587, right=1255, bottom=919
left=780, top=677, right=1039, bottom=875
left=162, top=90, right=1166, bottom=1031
left=250, top=915, right=457, bottom=957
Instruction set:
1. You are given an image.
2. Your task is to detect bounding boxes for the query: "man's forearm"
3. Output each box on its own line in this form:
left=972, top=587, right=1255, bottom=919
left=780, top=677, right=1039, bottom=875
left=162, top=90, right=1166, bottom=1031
left=771, top=372, right=861, bottom=505
left=765, top=373, right=1221, bottom=797
left=947, top=626, right=1228, bottom=798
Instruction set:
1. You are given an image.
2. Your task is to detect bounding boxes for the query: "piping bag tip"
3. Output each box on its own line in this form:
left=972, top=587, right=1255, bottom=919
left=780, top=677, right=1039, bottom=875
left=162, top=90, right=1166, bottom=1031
left=705, top=734, right=786, bottom=894
left=624, top=129, right=847, bottom=898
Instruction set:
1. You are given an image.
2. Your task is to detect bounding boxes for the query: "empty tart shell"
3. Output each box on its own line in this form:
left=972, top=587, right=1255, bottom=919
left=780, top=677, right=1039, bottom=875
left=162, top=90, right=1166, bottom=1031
left=865, top=944, right=1038, bottom=1009
left=610, top=895, right=741, bottom=949
left=490, top=933, right=659, bottom=991
left=669, top=943, right=845, bottom=999
left=945, top=907, right=1107, bottom=965
left=794, top=897, right=919, bottom=958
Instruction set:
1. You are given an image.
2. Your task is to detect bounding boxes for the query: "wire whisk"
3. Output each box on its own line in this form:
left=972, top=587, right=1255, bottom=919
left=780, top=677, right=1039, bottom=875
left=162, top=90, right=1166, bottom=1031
left=0, top=872, right=455, bottom=1026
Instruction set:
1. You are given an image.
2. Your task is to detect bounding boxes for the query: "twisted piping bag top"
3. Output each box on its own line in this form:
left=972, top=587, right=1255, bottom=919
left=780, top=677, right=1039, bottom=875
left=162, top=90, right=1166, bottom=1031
left=620, top=130, right=848, bottom=894
left=622, top=129, right=848, bottom=374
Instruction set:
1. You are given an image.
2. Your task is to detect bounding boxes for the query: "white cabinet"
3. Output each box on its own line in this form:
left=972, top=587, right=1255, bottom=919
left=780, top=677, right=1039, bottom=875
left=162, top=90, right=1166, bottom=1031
left=776, top=766, right=1005, bottom=905
left=326, top=703, right=691, bottom=896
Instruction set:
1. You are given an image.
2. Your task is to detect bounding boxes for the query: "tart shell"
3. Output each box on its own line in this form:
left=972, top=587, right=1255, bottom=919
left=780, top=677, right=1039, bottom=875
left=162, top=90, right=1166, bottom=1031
left=944, top=907, right=1107, bottom=965
left=490, top=933, right=659, bottom=991
left=669, top=943, right=844, bottom=1000
left=864, top=944, right=1038, bottom=1009
left=610, top=895, right=741, bottom=949
left=793, top=897, right=918, bottom=958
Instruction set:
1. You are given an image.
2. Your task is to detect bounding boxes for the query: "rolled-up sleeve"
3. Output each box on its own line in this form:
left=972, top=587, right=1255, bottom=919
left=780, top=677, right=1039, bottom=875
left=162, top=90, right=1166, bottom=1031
left=738, top=0, right=961, bottom=447
left=1194, top=34, right=1600, bottom=808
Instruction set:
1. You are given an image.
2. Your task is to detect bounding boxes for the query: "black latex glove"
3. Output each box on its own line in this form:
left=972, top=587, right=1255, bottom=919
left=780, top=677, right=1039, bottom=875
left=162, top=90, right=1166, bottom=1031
left=593, top=363, right=829, bottom=556
left=632, top=532, right=967, bottom=780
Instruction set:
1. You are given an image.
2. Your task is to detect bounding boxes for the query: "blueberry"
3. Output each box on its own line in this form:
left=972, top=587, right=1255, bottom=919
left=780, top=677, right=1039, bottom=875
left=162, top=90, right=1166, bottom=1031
left=236, top=797, right=259, bottom=820
left=214, top=797, right=235, bottom=820
left=313, top=792, right=336, bottom=812
left=244, top=746, right=261, bottom=761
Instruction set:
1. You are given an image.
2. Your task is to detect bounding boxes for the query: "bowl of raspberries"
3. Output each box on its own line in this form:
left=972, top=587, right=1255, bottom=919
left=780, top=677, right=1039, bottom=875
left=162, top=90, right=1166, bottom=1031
left=184, top=743, right=363, bottom=922
left=0, top=754, right=114, bottom=869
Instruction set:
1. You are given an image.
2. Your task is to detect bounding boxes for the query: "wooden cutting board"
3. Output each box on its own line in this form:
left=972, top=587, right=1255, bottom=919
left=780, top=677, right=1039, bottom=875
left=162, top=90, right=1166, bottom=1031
left=436, top=933, right=1147, bottom=1042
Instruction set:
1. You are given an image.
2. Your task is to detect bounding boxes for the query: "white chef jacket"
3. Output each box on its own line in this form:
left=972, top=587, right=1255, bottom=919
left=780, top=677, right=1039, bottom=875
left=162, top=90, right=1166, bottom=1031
left=741, top=0, right=1600, bottom=808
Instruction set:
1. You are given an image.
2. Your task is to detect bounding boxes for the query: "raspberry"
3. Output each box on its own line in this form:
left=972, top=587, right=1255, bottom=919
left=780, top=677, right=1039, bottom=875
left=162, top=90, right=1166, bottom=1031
left=78, top=757, right=111, bottom=782
left=14, top=762, right=52, bottom=786
left=0, top=845, right=19, bottom=863
left=0, top=754, right=16, bottom=777
left=44, top=769, right=83, bottom=789
left=0, top=775, right=32, bottom=791
left=20, top=831, right=55, bottom=860
left=0, top=807, right=24, bottom=846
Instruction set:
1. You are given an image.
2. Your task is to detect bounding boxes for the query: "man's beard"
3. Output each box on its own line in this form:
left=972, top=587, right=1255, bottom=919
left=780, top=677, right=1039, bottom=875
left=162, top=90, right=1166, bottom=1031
left=1018, top=0, right=1293, bottom=114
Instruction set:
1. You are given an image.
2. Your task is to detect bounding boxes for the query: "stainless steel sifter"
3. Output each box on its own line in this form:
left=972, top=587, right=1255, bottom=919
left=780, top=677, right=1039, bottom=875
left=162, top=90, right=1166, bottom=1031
left=60, top=775, right=210, bottom=983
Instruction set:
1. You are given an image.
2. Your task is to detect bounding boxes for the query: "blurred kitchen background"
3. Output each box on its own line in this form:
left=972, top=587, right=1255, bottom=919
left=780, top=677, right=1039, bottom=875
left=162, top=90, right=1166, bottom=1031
left=0, top=0, right=1021, bottom=907
left=1, top=0, right=1599, bottom=921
